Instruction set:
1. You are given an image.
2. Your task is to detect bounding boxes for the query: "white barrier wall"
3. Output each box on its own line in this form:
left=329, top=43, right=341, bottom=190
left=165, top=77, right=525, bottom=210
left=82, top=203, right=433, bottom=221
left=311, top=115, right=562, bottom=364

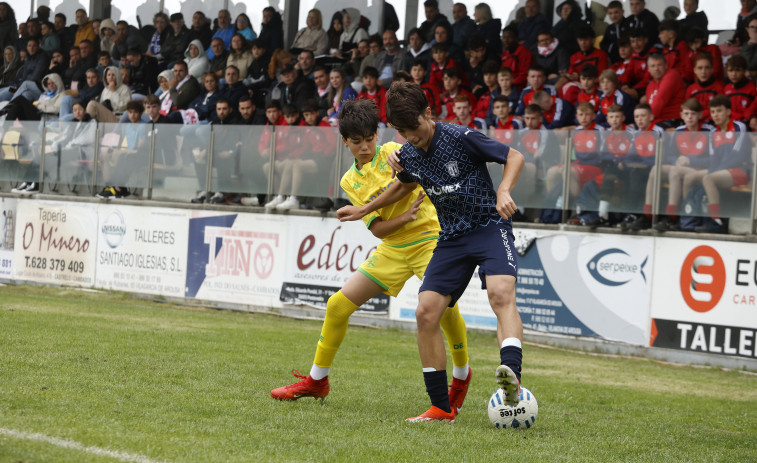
left=2, top=198, right=756, bottom=362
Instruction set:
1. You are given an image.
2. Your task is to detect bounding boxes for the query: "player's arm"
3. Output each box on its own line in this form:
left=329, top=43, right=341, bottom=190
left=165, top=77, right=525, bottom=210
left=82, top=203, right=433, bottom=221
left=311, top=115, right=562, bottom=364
left=337, top=179, right=417, bottom=222
left=368, top=192, right=426, bottom=239
left=497, top=148, right=525, bottom=220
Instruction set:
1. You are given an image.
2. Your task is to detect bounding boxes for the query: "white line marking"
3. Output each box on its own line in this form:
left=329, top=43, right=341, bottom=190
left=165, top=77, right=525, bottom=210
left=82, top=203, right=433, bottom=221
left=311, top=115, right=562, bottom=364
left=0, top=427, right=165, bottom=463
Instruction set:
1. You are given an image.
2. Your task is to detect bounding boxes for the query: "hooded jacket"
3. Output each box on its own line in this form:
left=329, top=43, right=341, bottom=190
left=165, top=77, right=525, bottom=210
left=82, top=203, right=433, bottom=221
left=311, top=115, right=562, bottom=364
left=1, top=45, right=20, bottom=87
left=338, top=8, right=368, bottom=53
left=36, top=73, right=65, bottom=113
left=184, top=39, right=209, bottom=79
left=99, top=19, right=117, bottom=55
left=100, top=65, right=131, bottom=114
left=0, top=11, right=16, bottom=50
left=258, top=10, right=284, bottom=52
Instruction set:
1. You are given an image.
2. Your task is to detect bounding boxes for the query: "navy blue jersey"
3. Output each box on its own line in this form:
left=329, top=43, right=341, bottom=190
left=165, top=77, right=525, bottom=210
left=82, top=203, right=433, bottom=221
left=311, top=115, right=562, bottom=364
left=396, top=122, right=511, bottom=241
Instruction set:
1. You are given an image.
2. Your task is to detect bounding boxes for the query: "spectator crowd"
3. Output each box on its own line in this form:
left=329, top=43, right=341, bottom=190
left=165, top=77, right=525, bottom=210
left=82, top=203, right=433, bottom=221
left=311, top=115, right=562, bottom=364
left=0, top=0, right=756, bottom=232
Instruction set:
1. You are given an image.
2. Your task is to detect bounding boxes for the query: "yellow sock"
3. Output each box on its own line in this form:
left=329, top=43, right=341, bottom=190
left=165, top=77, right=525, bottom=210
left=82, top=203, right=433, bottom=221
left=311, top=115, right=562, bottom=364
left=313, top=291, right=360, bottom=368
left=440, top=302, right=469, bottom=369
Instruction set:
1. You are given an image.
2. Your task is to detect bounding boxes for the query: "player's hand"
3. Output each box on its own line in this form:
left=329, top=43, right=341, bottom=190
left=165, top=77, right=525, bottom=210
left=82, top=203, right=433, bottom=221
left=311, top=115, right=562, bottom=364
left=337, top=205, right=366, bottom=222
left=403, top=192, right=425, bottom=221
left=388, top=149, right=403, bottom=178
left=496, top=190, right=517, bottom=220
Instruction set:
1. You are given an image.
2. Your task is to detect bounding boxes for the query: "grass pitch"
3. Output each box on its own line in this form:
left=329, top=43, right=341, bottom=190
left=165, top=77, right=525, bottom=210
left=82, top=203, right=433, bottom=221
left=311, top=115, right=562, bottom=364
left=1, top=284, right=756, bottom=463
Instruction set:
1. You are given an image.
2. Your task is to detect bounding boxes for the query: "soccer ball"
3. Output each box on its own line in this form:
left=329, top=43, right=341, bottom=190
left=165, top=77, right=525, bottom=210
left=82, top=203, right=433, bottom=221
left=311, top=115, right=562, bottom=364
left=487, top=386, right=538, bottom=429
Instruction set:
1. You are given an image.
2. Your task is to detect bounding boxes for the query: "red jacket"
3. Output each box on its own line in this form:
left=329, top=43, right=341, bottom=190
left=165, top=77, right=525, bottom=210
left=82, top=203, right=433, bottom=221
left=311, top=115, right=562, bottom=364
left=420, top=82, right=442, bottom=117
left=646, top=69, right=686, bottom=124
left=568, top=48, right=609, bottom=76
left=577, top=89, right=601, bottom=110
left=257, top=115, right=289, bottom=154
left=357, top=86, right=388, bottom=122
left=440, top=88, right=477, bottom=120
left=685, top=79, right=725, bottom=121
left=662, top=40, right=694, bottom=83
left=687, top=44, right=724, bottom=81
left=724, top=80, right=757, bottom=122
left=500, top=45, right=533, bottom=89
left=629, top=49, right=652, bottom=90
left=612, top=59, right=632, bottom=86
left=429, top=57, right=464, bottom=91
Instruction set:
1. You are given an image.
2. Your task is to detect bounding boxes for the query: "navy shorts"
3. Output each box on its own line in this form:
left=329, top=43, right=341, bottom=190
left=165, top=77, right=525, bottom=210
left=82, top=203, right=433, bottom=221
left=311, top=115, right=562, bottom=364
left=419, top=221, right=518, bottom=306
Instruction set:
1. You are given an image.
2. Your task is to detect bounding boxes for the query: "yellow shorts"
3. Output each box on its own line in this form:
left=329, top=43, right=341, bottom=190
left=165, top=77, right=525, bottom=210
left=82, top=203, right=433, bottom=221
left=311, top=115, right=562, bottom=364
left=358, top=236, right=439, bottom=297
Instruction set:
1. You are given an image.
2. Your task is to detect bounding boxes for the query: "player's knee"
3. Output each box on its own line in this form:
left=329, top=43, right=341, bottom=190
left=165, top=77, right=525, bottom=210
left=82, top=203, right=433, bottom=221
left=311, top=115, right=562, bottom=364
left=488, top=288, right=515, bottom=313
left=326, top=292, right=354, bottom=321
left=415, top=304, right=441, bottom=330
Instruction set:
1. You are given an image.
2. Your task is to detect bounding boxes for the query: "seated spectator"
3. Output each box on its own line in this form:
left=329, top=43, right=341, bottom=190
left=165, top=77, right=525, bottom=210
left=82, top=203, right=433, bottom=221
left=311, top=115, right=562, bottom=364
left=686, top=52, right=724, bottom=122
left=472, top=60, right=500, bottom=118
left=336, top=8, right=368, bottom=58
left=576, top=64, right=601, bottom=111
left=162, top=13, right=190, bottom=66
left=452, top=3, right=475, bottom=52
left=66, top=40, right=96, bottom=91
left=724, top=54, right=756, bottom=123
left=552, top=0, right=583, bottom=56
left=187, top=11, right=212, bottom=50
left=267, top=48, right=293, bottom=82
left=429, top=42, right=464, bottom=91
left=439, top=67, right=475, bottom=120
left=96, top=100, right=147, bottom=199
left=237, top=95, right=266, bottom=124
left=295, top=49, right=316, bottom=79
left=445, top=94, right=485, bottom=129
left=357, top=34, right=383, bottom=80
left=111, top=21, right=148, bottom=65
left=272, top=62, right=317, bottom=112
left=53, top=13, right=75, bottom=53
left=597, top=69, right=634, bottom=127
left=96, top=51, right=113, bottom=76
left=642, top=52, right=685, bottom=128
left=373, top=29, right=412, bottom=88
left=658, top=19, right=693, bottom=84
left=679, top=0, right=708, bottom=39
left=206, top=10, right=234, bottom=59
left=341, top=38, right=368, bottom=78
left=146, top=12, right=170, bottom=66
left=185, top=39, right=209, bottom=80
left=685, top=27, right=723, bottom=81
left=600, top=1, right=627, bottom=63
left=409, top=59, right=441, bottom=116
left=40, top=21, right=60, bottom=53
left=562, top=25, right=609, bottom=101
left=0, top=73, right=64, bottom=120
left=59, top=67, right=103, bottom=119
left=186, top=71, right=221, bottom=121
left=208, top=38, right=229, bottom=79
left=484, top=66, right=520, bottom=124
left=419, top=0, right=451, bottom=43
left=624, top=28, right=653, bottom=100
left=291, top=8, right=328, bottom=56
left=515, top=64, right=557, bottom=115
left=98, top=19, right=116, bottom=56
left=164, top=60, right=201, bottom=113
left=207, top=98, right=243, bottom=204
left=473, top=3, right=502, bottom=61
left=694, top=96, right=751, bottom=233
left=741, top=15, right=757, bottom=74
left=235, top=13, right=257, bottom=42
left=489, top=94, right=523, bottom=143
left=326, top=11, right=343, bottom=54
left=126, top=48, right=159, bottom=98
left=326, top=67, right=357, bottom=121
left=500, top=24, right=533, bottom=90
left=245, top=39, right=271, bottom=99
left=532, top=29, right=568, bottom=85
left=406, top=27, right=432, bottom=68
left=259, top=7, right=284, bottom=53
left=533, top=90, right=574, bottom=129
left=519, top=0, right=550, bottom=49
left=74, top=9, right=95, bottom=46
left=0, top=38, right=49, bottom=103
left=227, top=33, right=254, bottom=79
left=1, top=46, right=20, bottom=87
left=48, top=49, right=68, bottom=79
left=220, top=65, right=248, bottom=110
left=433, top=22, right=463, bottom=64
left=464, top=36, right=487, bottom=94
left=263, top=103, right=310, bottom=210
left=0, top=4, right=17, bottom=50
left=611, top=37, right=633, bottom=87
left=155, top=69, right=173, bottom=98
left=622, top=0, right=659, bottom=46
left=356, top=66, right=387, bottom=124
left=143, top=94, right=169, bottom=123
left=311, top=66, right=331, bottom=118
left=86, top=66, right=131, bottom=122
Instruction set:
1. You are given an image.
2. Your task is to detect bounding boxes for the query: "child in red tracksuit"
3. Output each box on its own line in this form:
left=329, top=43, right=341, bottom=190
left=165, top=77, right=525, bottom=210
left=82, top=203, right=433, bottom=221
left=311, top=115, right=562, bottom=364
left=686, top=52, right=725, bottom=122
left=723, top=55, right=756, bottom=123
left=357, top=66, right=388, bottom=125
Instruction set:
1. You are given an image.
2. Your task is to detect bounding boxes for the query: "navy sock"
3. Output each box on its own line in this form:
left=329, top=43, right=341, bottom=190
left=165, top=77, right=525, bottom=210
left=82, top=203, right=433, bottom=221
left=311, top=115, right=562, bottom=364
left=423, top=370, right=451, bottom=413
left=500, top=346, right=523, bottom=382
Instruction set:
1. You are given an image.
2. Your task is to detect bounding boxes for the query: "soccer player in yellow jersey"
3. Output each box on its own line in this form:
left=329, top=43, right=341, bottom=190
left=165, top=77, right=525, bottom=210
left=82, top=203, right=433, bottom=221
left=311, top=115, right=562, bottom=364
left=271, top=99, right=473, bottom=418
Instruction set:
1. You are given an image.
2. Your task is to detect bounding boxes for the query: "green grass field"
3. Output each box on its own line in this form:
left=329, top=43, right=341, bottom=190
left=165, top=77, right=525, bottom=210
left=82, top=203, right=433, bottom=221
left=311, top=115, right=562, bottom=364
left=1, top=284, right=757, bottom=463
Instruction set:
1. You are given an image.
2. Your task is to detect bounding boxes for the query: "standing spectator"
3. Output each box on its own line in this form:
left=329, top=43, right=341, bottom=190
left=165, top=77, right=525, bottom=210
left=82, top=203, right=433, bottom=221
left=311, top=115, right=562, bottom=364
left=291, top=8, right=327, bottom=56
left=0, top=2, right=16, bottom=51
left=473, top=3, right=502, bottom=61
left=326, top=67, right=356, bottom=120
left=451, top=3, right=475, bottom=52
left=184, top=39, right=209, bottom=80
left=419, top=0, right=450, bottom=44
left=39, top=21, right=60, bottom=54
left=126, top=47, right=159, bottom=98
left=0, top=38, right=49, bottom=103
left=642, top=53, right=685, bottom=128
left=187, top=11, right=212, bottom=50
left=679, top=0, right=708, bottom=38
left=74, top=9, right=95, bottom=47
left=208, top=38, right=229, bottom=79
left=724, top=54, right=757, bottom=122
left=99, top=19, right=117, bottom=56
left=326, top=11, right=343, bottom=54
left=227, top=33, right=254, bottom=79
left=207, top=10, right=234, bottom=59
left=600, top=1, right=627, bottom=63
left=658, top=19, right=693, bottom=84
left=552, top=0, right=583, bottom=56
left=373, top=29, right=412, bottom=88
left=147, top=12, right=170, bottom=65
left=259, top=7, right=284, bottom=53
left=1, top=46, right=20, bottom=87
left=519, top=0, right=550, bottom=49
left=337, top=8, right=368, bottom=58
left=234, top=13, right=257, bottom=43
left=623, top=0, right=659, bottom=46
left=501, top=24, right=533, bottom=90
left=162, top=13, right=190, bottom=66
left=112, top=21, right=147, bottom=64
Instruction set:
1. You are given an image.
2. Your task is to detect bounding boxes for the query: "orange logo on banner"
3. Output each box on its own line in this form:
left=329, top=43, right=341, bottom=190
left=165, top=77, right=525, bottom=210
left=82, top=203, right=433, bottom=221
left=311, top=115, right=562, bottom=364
left=679, top=245, right=726, bottom=313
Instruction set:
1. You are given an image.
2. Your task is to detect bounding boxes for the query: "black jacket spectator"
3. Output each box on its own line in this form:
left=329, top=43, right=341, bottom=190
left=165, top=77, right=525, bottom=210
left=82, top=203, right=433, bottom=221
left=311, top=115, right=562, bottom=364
left=420, top=12, right=450, bottom=44
left=1, top=45, right=20, bottom=86
left=76, top=79, right=103, bottom=106
left=274, top=71, right=317, bottom=110
left=112, top=23, right=148, bottom=62
left=66, top=47, right=96, bottom=91
left=680, top=10, right=708, bottom=38
left=220, top=81, right=248, bottom=110
left=475, top=18, right=503, bottom=62
left=209, top=49, right=229, bottom=76
left=623, top=8, right=660, bottom=46
left=552, top=0, right=583, bottom=56
left=189, top=89, right=221, bottom=121
left=169, top=76, right=201, bottom=109
left=259, top=9, right=284, bottom=52
left=162, top=25, right=190, bottom=64
left=10, top=44, right=49, bottom=88
left=600, top=21, right=628, bottom=63
left=127, top=52, right=159, bottom=95
left=187, top=19, right=212, bottom=50
left=0, top=4, right=16, bottom=51
left=452, top=11, right=475, bottom=51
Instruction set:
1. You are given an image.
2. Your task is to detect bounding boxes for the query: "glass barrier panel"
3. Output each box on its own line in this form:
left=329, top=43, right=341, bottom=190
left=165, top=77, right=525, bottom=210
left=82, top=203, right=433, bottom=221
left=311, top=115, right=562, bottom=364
left=267, top=125, right=340, bottom=202
left=146, top=123, right=208, bottom=202
left=42, top=120, right=97, bottom=194
left=210, top=124, right=272, bottom=199
left=99, top=122, right=152, bottom=194
left=0, top=120, right=42, bottom=187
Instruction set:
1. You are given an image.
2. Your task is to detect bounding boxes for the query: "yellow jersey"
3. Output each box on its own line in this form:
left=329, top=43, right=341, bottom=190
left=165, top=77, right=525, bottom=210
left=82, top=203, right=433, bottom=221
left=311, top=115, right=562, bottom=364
left=340, top=142, right=440, bottom=248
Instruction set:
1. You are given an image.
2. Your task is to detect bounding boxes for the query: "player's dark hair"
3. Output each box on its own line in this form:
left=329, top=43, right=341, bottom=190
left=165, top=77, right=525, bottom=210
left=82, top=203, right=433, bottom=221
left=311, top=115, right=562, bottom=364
left=386, top=81, right=429, bottom=130
left=708, top=95, right=731, bottom=110
left=579, top=63, right=599, bottom=79
left=443, top=67, right=461, bottom=79
left=283, top=104, right=299, bottom=116
left=576, top=24, right=595, bottom=39
left=482, top=60, right=500, bottom=75
left=681, top=98, right=703, bottom=112
left=126, top=100, right=144, bottom=113
left=524, top=103, right=543, bottom=115
left=492, top=94, right=510, bottom=106
left=363, top=66, right=379, bottom=79
left=301, top=99, right=319, bottom=113
left=658, top=19, right=679, bottom=35
left=338, top=98, right=380, bottom=138
left=411, top=59, right=427, bottom=70
left=265, top=100, right=282, bottom=110
left=431, top=42, right=449, bottom=53
left=726, top=54, right=747, bottom=71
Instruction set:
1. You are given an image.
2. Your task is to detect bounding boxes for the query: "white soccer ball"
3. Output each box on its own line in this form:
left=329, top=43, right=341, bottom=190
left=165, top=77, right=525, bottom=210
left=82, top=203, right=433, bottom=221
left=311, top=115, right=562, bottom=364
left=487, top=386, right=538, bottom=430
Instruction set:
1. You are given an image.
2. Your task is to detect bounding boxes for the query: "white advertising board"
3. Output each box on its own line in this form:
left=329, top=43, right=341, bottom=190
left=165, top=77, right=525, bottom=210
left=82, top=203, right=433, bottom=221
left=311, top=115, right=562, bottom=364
left=0, top=197, right=17, bottom=279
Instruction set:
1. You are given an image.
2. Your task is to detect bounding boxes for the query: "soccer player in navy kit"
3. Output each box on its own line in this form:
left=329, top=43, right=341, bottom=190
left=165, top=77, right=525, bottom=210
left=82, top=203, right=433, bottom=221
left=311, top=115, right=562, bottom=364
left=338, top=81, right=526, bottom=422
